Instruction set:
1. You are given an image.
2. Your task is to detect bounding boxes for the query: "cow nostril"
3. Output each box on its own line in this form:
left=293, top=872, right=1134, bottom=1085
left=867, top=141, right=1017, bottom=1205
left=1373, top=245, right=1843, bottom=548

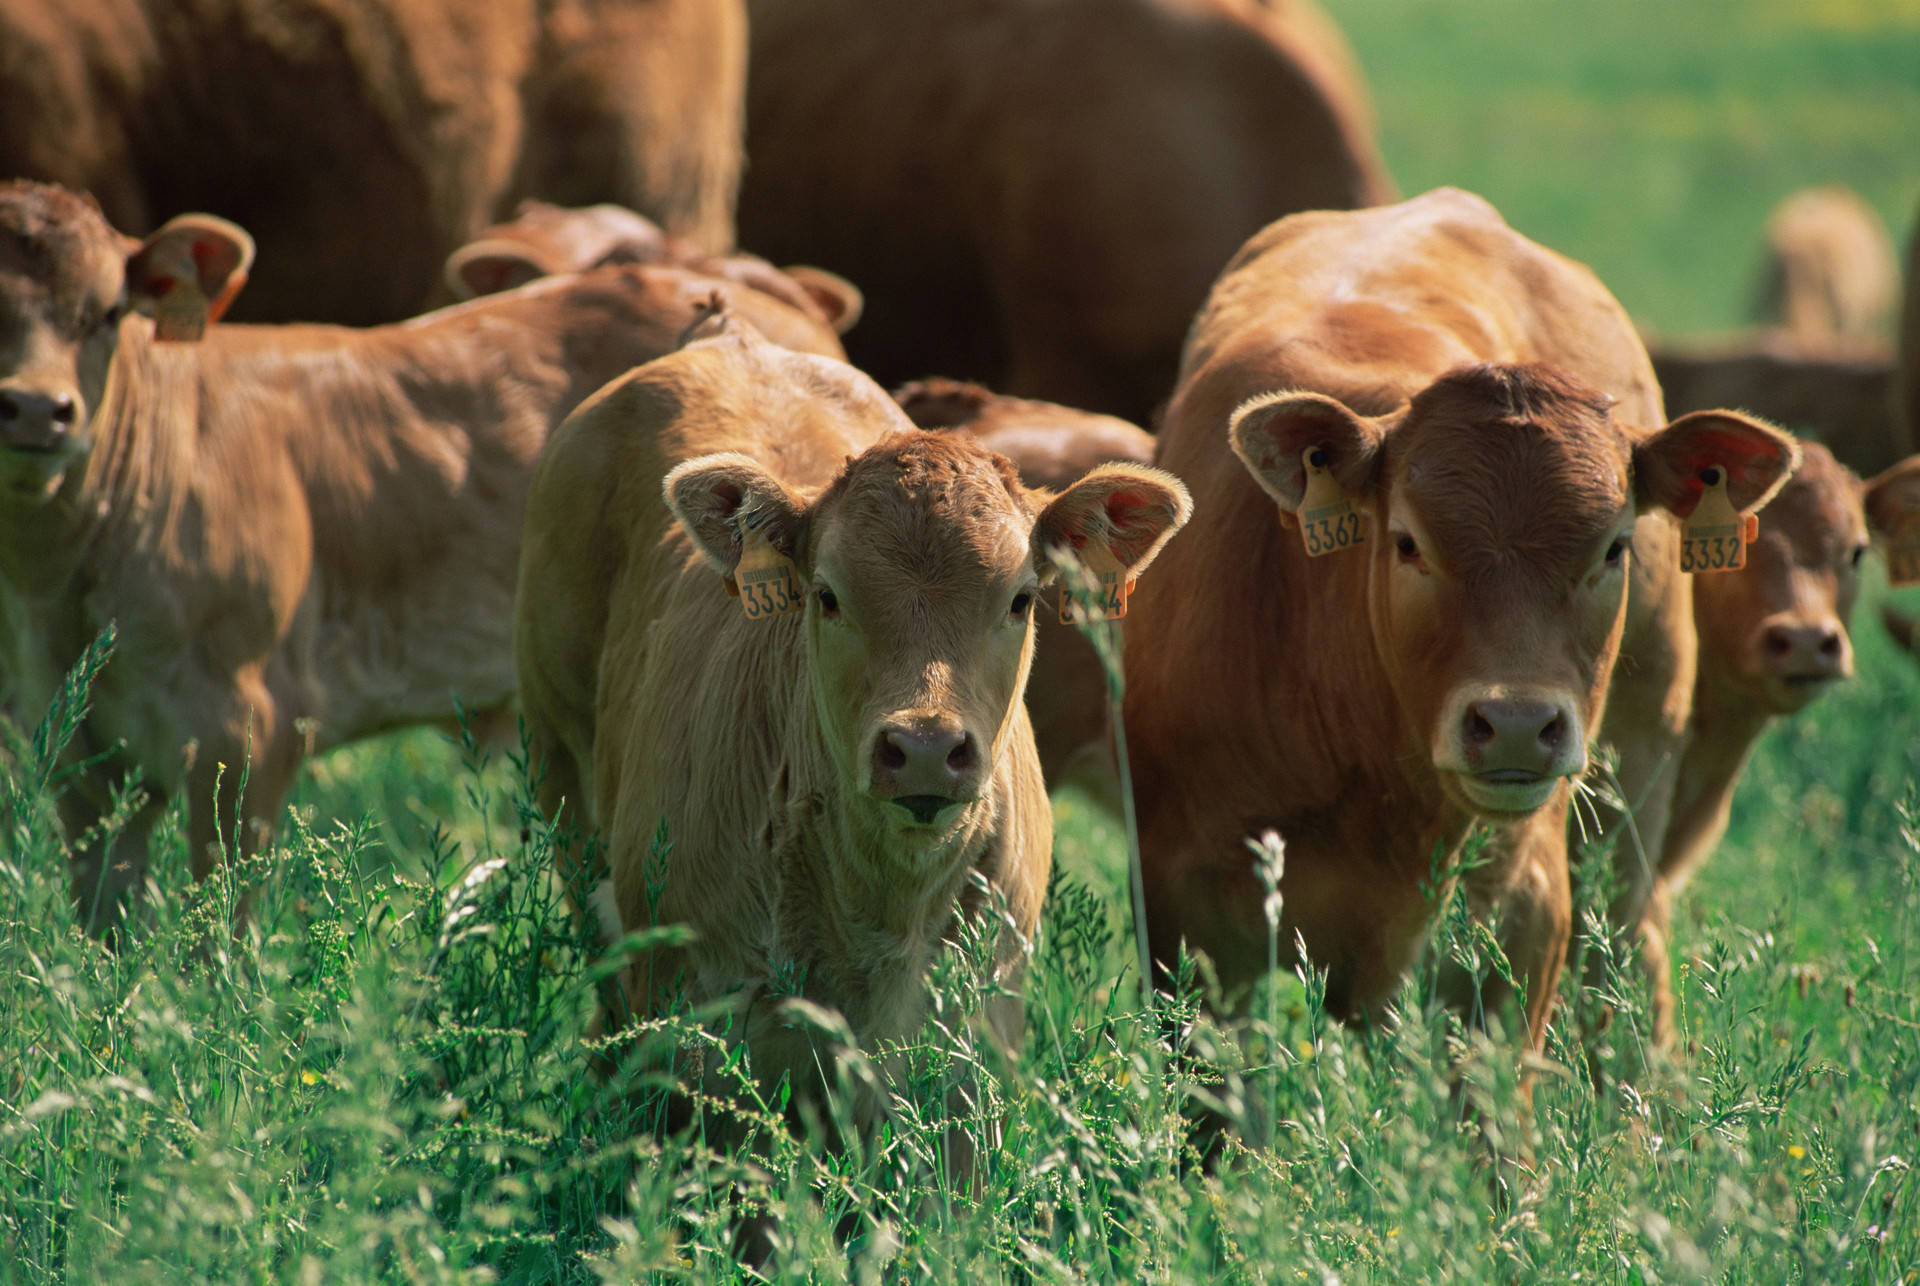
left=1818, top=630, right=1842, bottom=658
left=1762, top=627, right=1793, bottom=659
left=1538, top=710, right=1566, bottom=752
left=947, top=735, right=977, bottom=773
left=0, top=392, right=16, bottom=421
left=1465, top=706, right=1495, bottom=747
left=875, top=735, right=907, bottom=771
left=49, top=394, right=75, bottom=425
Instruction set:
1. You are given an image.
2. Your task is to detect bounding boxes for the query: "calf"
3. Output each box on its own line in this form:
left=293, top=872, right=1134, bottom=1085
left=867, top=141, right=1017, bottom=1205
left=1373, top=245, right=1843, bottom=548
left=1754, top=186, right=1899, bottom=343
left=0, top=180, right=847, bottom=934
left=738, top=0, right=1395, bottom=424
left=513, top=313, right=1189, bottom=1155
left=1636, top=443, right=1914, bottom=1042
left=1125, top=189, right=1796, bottom=1047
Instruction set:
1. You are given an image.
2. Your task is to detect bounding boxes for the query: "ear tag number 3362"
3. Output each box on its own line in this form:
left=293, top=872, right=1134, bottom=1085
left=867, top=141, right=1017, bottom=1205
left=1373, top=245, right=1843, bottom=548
left=1680, top=465, right=1758, bottom=574
left=1298, top=446, right=1364, bottom=557
left=730, top=519, right=803, bottom=620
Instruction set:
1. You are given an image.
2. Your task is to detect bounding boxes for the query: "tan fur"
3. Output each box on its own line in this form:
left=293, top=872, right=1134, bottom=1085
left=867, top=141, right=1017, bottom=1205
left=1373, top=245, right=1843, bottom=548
left=737, top=0, right=1394, bottom=425
left=1124, top=189, right=1798, bottom=1051
left=0, top=180, right=847, bottom=934
left=895, top=378, right=1158, bottom=789
left=0, top=0, right=745, bottom=325
left=514, top=317, right=1189, bottom=1152
left=1754, top=186, right=1899, bottom=342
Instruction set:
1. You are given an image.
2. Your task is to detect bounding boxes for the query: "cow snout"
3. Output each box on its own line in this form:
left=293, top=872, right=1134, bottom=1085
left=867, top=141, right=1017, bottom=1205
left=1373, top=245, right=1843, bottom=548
left=1463, top=697, right=1567, bottom=767
left=868, top=721, right=981, bottom=824
left=0, top=384, right=79, bottom=450
left=1756, top=615, right=1851, bottom=703
left=1438, top=689, right=1585, bottom=816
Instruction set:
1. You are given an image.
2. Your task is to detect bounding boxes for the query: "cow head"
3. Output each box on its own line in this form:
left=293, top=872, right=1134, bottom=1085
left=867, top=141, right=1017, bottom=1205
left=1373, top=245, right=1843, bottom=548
left=0, top=181, right=251, bottom=497
left=667, top=433, right=1189, bottom=835
left=1692, top=442, right=1868, bottom=713
left=1232, top=362, right=1798, bottom=817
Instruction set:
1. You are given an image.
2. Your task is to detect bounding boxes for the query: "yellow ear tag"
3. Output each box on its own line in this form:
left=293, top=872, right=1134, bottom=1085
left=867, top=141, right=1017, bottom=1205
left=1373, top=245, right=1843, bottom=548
left=1297, top=446, right=1364, bottom=556
left=1057, top=541, right=1135, bottom=625
left=732, top=522, right=803, bottom=620
left=153, top=277, right=211, bottom=342
left=1885, top=513, right=1920, bottom=588
left=1679, top=465, right=1757, bottom=574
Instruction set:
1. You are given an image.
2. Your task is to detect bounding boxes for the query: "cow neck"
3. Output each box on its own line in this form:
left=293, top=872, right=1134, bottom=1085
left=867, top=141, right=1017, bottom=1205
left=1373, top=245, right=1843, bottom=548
left=1663, top=660, right=1774, bottom=874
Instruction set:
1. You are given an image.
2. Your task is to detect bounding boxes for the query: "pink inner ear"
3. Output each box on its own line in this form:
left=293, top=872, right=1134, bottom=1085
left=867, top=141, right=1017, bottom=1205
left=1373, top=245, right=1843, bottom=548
left=1668, top=427, right=1793, bottom=517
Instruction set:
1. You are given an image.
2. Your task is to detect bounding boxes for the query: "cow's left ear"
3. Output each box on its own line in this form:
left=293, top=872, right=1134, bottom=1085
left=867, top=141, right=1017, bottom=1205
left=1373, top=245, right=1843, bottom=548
left=125, top=213, right=256, bottom=341
left=1634, top=410, right=1800, bottom=517
left=780, top=265, right=864, bottom=335
left=1862, top=454, right=1920, bottom=541
left=444, top=238, right=552, bottom=300
left=664, top=451, right=809, bottom=576
left=1229, top=390, right=1387, bottom=511
left=1034, top=463, right=1192, bottom=579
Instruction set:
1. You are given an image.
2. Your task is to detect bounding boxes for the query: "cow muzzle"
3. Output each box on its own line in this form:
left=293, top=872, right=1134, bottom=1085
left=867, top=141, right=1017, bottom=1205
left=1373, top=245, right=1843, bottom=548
left=866, top=718, right=983, bottom=827
left=1754, top=614, right=1851, bottom=711
left=0, top=383, right=81, bottom=454
left=1436, top=688, right=1586, bottom=816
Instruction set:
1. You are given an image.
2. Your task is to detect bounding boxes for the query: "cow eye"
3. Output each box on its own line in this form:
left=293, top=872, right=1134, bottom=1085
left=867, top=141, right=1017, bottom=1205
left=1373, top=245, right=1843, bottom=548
left=1849, top=544, right=1867, bottom=569
left=1009, top=590, right=1034, bottom=618
left=1605, top=535, right=1632, bottom=568
left=100, top=301, right=125, bottom=329
left=1392, top=532, right=1420, bottom=563
left=816, top=585, right=840, bottom=617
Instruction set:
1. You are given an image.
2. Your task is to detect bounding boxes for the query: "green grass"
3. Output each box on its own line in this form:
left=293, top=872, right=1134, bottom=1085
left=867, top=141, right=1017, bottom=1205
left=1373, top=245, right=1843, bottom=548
left=6, top=2, right=1920, bottom=1281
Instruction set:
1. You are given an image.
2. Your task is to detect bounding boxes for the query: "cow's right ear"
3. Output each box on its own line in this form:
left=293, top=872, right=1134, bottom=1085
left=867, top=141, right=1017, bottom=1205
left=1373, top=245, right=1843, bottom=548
left=1633, top=410, right=1800, bottom=517
left=780, top=265, right=864, bottom=335
left=1034, top=463, right=1192, bottom=579
left=1862, top=454, right=1920, bottom=542
left=663, top=451, right=809, bottom=576
left=444, top=239, right=551, bottom=300
left=125, top=213, right=255, bottom=341
left=1229, top=390, right=1386, bottom=512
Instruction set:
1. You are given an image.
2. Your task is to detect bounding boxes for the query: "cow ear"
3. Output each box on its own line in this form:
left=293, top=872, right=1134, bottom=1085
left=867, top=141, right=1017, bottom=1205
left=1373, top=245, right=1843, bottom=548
left=1229, top=390, right=1386, bottom=512
left=1863, top=454, right=1920, bottom=540
left=125, top=213, right=255, bottom=340
left=664, top=451, right=809, bottom=576
left=780, top=265, right=864, bottom=335
left=1034, top=463, right=1192, bottom=578
left=1634, top=410, right=1800, bottom=518
left=443, top=239, right=552, bottom=300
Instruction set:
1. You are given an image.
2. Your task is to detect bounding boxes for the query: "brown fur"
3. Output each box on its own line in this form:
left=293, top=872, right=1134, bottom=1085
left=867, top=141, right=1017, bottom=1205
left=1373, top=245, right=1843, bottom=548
left=737, top=0, right=1395, bottom=425
left=1124, top=189, right=1798, bottom=1050
left=513, top=316, right=1189, bottom=1158
left=1754, top=186, right=1898, bottom=342
left=0, top=0, right=745, bottom=325
left=0, top=180, right=847, bottom=934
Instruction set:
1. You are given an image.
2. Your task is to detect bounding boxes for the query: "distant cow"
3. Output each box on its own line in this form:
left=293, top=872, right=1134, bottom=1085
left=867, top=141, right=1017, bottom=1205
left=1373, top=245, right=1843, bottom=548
left=513, top=313, right=1189, bottom=1162
left=895, top=378, right=1157, bottom=787
left=1635, top=443, right=1914, bottom=1043
left=1754, top=186, right=1899, bottom=343
left=0, top=180, right=847, bottom=934
left=1124, top=189, right=1797, bottom=1048
left=738, top=0, right=1395, bottom=425
left=0, top=0, right=746, bottom=325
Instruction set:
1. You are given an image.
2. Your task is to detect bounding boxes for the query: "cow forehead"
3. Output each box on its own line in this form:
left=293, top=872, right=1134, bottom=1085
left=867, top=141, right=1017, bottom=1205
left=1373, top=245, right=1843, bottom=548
left=813, top=434, right=1035, bottom=586
left=0, top=184, right=127, bottom=321
left=1759, top=442, right=1865, bottom=559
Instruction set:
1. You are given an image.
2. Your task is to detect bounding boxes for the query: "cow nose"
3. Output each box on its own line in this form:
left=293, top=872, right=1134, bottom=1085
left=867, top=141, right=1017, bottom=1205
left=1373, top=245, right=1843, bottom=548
left=869, top=722, right=979, bottom=818
left=1760, top=620, right=1850, bottom=679
left=0, top=386, right=79, bottom=449
left=1462, top=697, right=1568, bottom=771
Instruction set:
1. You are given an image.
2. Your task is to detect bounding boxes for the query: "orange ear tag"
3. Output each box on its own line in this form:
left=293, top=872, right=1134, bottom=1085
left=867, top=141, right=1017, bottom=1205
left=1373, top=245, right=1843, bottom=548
left=153, top=277, right=212, bottom=342
left=1679, top=465, right=1756, bottom=574
left=733, top=525, right=803, bottom=620
left=1297, top=446, right=1365, bottom=557
left=1057, top=542, right=1136, bottom=625
left=1885, top=513, right=1920, bottom=588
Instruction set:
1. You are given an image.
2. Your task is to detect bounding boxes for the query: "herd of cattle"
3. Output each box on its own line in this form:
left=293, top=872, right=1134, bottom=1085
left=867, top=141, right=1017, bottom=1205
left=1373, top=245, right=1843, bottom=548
left=3, top=0, right=1918, bottom=1208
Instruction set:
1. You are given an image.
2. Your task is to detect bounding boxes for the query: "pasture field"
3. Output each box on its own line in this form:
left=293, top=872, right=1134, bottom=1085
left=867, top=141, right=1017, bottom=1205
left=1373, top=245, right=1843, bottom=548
left=4, top=1, right=1919, bottom=1281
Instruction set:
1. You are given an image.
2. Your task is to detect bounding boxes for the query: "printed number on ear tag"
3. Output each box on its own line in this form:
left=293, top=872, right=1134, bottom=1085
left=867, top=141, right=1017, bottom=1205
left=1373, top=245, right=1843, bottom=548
left=154, top=277, right=212, bottom=342
left=1886, top=515, right=1920, bottom=588
left=1298, top=446, right=1365, bottom=557
left=1057, top=543, right=1135, bottom=624
left=1679, top=465, right=1757, bottom=574
left=733, top=523, right=802, bottom=620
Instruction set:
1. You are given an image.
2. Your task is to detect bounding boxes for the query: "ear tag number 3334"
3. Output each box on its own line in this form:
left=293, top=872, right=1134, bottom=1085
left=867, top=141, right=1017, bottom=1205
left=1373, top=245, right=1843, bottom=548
left=1298, top=446, right=1364, bottom=557
left=1057, top=542, right=1136, bottom=625
left=1680, top=465, right=1758, bottom=574
left=729, top=518, right=803, bottom=620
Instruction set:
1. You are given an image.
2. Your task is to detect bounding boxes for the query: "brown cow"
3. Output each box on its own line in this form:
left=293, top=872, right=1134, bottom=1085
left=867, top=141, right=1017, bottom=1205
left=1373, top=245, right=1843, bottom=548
left=1754, top=186, right=1899, bottom=343
left=1869, top=456, right=1920, bottom=657
left=512, top=312, right=1189, bottom=1172
left=1633, top=443, right=1915, bottom=1044
left=0, top=180, right=847, bottom=934
left=737, top=0, right=1395, bottom=425
left=0, top=0, right=745, bottom=325
left=1124, top=189, right=1797, bottom=1049
left=894, top=378, right=1157, bottom=788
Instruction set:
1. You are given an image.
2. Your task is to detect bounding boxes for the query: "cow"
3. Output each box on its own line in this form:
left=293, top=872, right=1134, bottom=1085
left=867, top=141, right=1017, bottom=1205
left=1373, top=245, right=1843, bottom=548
left=737, top=0, right=1395, bottom=426
left=894, top=378, right=1157, bottom=789
left=1122, top=189, right=1798, bottom=1052
left=1869, top=456, right=1920, bottom=657
left=511, top=310, right=1190, bottom=1189
left=0, top=0, right=746, bottom=326
left=1754, top=186, right=1899, bottom=343
left=0, top=180, right=848, bottom=935
left=1630, top=443, right=1916, bottom=1044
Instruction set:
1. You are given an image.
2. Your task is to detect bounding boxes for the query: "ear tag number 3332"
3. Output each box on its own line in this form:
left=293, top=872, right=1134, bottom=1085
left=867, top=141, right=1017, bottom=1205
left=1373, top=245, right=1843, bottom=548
left=730, top=519, right=803, bottom=620
left=1298, top=446, right=1364, bottom=557
left=1680, top=465, right=1758, bottom=574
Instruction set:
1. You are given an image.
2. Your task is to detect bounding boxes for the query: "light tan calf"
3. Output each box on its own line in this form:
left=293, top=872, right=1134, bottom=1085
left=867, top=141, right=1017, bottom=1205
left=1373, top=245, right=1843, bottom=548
left=1754, top=186, right=1899, bottom=343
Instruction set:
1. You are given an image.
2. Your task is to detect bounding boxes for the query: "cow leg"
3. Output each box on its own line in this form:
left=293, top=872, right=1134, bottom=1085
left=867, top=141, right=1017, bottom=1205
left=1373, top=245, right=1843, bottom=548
left=1437, top=811, right=1572, bottom=1056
